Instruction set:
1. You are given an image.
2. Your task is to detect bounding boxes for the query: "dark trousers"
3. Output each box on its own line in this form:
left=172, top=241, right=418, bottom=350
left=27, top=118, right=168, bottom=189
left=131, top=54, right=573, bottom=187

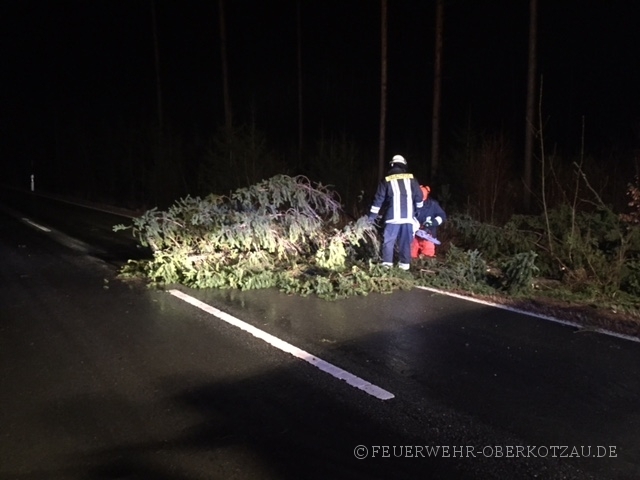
left=382, top=223, right=413, bottom=265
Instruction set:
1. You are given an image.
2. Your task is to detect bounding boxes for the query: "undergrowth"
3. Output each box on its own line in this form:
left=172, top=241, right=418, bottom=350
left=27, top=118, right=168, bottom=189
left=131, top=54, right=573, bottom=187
left=114, top=174, right=640, bottom=327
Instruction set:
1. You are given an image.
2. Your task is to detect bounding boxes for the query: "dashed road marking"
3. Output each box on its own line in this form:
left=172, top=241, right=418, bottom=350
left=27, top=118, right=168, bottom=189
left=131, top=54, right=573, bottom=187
left=169, top=289, right=395, bottom=400
left=21, top=218, right=51, bottom=232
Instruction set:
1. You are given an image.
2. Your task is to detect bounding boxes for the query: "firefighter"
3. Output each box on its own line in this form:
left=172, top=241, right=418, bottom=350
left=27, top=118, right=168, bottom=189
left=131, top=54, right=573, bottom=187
left=411, top=185, right=447, bottom=258
left=368, top=155, right=424, bottom=270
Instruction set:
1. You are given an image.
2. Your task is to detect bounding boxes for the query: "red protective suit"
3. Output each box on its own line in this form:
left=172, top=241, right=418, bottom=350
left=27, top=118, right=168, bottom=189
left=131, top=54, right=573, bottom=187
left=411, top=235, right=436, bottom=258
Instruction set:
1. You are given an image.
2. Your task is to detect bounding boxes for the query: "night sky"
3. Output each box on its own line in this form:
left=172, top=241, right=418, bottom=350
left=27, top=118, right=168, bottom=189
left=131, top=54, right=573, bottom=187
left=2, top=1, right=639, bottom=186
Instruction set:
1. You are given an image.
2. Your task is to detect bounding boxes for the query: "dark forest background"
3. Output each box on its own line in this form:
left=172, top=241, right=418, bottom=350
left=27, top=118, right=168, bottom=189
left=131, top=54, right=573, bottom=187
left=2, top=0, right=639, bottom=222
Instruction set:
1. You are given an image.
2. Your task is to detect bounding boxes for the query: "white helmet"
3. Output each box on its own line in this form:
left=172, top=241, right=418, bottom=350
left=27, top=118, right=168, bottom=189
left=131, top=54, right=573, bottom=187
left=391, top=154, right=407, bottom=166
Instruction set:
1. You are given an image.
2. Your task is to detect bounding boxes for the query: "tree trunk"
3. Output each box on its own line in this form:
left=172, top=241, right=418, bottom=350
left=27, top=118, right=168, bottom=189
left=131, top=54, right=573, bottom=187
left=378, top=0, right=388, bottom=183
left=218, top=0, right=233, bottom=134
left=430, top=0, right=443, bottom=183
left=150, top=0, right=163, bottom=134
left=297, top=0, right=304, bottom=169
left=524, top=0, right=538, bottom=210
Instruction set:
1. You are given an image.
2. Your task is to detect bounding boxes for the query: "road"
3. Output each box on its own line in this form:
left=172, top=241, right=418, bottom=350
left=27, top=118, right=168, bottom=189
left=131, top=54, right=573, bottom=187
left=1, top=189, right=639, bottom=479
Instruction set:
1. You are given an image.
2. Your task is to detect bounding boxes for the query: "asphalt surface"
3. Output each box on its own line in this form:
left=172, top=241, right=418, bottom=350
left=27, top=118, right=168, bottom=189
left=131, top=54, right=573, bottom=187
left=1, top=190, right=639, bottom=479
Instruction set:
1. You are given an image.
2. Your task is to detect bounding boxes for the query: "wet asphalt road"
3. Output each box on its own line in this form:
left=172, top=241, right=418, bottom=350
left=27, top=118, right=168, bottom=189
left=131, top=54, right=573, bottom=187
left=1, top=191, right=639, bottom=479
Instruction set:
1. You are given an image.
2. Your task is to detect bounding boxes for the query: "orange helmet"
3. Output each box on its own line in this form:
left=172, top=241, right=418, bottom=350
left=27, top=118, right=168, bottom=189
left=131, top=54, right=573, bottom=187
left=420, top=185, right=430, bottom=201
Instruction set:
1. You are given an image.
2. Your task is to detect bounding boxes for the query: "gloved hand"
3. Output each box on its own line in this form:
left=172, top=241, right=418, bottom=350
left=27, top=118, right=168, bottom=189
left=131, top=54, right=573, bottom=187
left=423, top=216, right=433, bottom=227
left=367, top=214, right=377, bottom=224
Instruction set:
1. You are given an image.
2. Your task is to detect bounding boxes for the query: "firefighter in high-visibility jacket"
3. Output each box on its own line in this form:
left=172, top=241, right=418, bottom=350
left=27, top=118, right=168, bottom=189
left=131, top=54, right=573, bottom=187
left=368, top=155, right=424, bottom=270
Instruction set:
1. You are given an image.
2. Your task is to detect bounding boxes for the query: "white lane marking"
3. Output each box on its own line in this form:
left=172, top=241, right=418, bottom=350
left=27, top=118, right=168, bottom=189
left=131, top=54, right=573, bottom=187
left=416, top=286, right=640, bottom=344
left=22, top=217, right=51, bottom=232
left=168, top=289, right=395, bottom=400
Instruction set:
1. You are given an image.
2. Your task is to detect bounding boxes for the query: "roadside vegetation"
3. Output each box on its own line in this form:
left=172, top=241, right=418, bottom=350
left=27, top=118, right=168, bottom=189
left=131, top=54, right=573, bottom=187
left=113, top=130, right=640, bottom=338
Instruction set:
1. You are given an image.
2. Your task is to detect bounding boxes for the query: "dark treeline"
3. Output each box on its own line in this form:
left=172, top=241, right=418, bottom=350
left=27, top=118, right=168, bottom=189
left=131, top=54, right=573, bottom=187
left=2, top=1, right=639, bottom=220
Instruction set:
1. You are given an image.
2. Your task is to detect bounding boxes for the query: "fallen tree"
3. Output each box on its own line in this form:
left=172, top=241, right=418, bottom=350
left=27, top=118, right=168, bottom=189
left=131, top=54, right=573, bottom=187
left=114, top=174, right=413, bottom=299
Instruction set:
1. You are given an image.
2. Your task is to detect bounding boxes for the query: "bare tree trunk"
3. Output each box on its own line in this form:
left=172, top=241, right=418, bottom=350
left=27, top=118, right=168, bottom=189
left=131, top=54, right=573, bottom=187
left=218, top=0, right=233, bottom=134
left=150, top=0, right=165, bottom=205
left=524, top=0, right=538, bottom=210
left=430, top=0, right=443, bottom=183
left=150, top=0, right=163, bottom=134
left=297, top=0, right=304, bottom=169
left=378, top=0, right=388, bottom=183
